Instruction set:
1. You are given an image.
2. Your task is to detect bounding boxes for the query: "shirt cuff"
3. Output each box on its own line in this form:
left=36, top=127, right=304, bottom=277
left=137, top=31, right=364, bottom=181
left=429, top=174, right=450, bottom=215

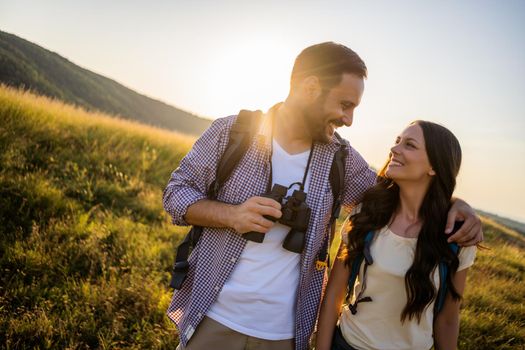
left=457, top=245, right=477, bottom=271
left=168, top=187, right=208, bottom=226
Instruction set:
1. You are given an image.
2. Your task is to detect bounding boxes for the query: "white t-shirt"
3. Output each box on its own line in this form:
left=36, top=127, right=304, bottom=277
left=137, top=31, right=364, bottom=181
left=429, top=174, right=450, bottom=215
left=206, top=139, right=312, bottom=340
left=340, top=226, right=477, bottom=350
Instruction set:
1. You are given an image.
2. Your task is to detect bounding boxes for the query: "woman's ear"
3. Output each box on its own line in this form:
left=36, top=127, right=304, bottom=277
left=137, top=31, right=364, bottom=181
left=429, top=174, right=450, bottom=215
left=428, top=168, right=436, bottom=176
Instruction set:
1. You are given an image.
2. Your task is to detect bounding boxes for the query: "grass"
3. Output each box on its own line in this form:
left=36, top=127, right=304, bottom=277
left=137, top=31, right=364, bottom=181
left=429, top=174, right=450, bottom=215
left=458, top=218, right=525, bottom=349
left=0, top=85, right=524, bottom=349
left=0, top=85, right=192, bottom=349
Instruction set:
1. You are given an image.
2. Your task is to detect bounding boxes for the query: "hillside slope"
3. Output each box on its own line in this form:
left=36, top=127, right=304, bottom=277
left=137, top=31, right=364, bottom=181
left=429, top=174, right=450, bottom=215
left=0, top=30, right=211, bottom=136
left=0, top=86, right=523, bottom=349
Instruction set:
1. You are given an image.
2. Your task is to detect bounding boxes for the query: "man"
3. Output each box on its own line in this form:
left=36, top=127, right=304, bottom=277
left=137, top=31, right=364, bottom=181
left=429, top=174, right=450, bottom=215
left=163, top=42, right=482, bottom=350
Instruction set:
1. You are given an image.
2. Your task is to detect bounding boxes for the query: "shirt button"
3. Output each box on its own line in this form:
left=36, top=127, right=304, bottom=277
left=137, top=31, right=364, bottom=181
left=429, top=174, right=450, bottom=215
left=230, top=257, right=236, bottom=263
left=214, top=286, right=220, bottom=291
left=197, top=312, right=202, bottom=318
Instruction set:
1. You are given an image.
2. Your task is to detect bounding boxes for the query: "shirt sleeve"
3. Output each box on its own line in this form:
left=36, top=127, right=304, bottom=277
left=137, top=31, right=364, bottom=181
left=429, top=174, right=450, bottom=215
left=340, top=204, right=363, bottom=246
left=457, top=245, right=477, bottom=271
left=340, top=141, right=377, bottom=212
left=162, top=116, right=233, bottom=226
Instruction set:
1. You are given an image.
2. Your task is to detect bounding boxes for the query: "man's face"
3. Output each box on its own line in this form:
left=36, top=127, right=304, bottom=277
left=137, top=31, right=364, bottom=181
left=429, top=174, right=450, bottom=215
left=303, top=73, right=365, bottom=143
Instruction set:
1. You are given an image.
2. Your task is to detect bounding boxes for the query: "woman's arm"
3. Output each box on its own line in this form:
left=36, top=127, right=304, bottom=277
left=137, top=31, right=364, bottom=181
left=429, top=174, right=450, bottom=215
left=316, top=242, right=351, bottom=350
left=433, top=268, right=469, bottom=350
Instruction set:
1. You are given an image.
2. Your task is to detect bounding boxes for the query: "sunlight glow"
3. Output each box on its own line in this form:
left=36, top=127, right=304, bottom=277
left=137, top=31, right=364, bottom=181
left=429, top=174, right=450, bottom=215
left=193, top=37, right=295, bottom=118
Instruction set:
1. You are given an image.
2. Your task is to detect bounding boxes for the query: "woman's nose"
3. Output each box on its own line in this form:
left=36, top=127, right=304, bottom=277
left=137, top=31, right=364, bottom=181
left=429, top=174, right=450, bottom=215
left=390, top=144, right=400, bottom=154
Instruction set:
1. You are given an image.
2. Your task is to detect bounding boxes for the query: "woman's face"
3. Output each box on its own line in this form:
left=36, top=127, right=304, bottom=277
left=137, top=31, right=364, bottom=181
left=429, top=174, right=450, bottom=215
left=385, top=124, right=435, bottom=184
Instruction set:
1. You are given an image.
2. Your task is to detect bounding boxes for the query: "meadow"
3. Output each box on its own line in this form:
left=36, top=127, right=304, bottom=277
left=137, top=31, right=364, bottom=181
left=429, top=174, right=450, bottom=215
left=0, top=85, right=523, bottom=349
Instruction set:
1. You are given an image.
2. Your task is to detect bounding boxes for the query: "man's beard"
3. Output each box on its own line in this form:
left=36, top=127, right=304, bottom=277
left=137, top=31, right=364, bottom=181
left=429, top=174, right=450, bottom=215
left=302, top=95, right=332, bottom=144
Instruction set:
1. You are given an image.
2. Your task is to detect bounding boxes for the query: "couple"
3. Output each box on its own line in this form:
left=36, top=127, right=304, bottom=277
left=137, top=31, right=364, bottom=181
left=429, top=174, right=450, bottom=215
left=163, top=42, right=480, bottom=350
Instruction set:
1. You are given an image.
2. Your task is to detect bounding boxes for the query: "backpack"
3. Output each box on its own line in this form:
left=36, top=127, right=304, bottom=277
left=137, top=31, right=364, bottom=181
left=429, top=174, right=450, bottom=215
left=346, top=228, right=461, bottom=316
left=169, top=110, right=347, bottom=289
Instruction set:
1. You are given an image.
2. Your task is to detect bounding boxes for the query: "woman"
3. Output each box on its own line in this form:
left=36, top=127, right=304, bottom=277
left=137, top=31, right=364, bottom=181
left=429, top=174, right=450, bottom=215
left=315, top=121, right=476, bottom=350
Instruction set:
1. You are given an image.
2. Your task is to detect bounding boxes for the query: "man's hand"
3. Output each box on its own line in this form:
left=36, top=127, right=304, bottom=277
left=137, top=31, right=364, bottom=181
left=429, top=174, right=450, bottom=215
left=228, top=196, right=282, bottom=234
left=446, top=198, right=483, bottom=246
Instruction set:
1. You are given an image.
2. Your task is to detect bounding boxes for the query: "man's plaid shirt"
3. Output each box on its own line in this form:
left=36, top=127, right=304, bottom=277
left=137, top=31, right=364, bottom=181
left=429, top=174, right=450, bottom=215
left=163, top=110, right=376, bottom=349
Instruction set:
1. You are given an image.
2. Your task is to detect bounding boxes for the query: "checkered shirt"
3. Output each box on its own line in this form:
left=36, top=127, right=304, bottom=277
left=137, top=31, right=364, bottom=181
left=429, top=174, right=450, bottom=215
left=163, top=109, right=376, bottom=349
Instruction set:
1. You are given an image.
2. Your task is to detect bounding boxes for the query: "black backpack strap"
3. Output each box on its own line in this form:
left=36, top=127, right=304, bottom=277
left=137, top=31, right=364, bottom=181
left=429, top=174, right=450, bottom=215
left=209, top=110, right=263, bottom=198
left=329, top=132, right=348, bottom=224
left=316, top=132, right=347, bottom=270
left=170, top=226, right=201, bottom=289
left=170, top=110, right=263, bottom=289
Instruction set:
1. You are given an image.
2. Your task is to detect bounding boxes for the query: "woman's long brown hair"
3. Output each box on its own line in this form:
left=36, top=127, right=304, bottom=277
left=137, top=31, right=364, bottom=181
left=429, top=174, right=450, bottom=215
left=344, top=120, right=463, bottom=323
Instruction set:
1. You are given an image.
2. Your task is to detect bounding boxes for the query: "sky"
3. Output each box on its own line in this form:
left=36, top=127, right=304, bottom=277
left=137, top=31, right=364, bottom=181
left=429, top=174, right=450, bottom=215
left=1, top=0, right=524, bottom=222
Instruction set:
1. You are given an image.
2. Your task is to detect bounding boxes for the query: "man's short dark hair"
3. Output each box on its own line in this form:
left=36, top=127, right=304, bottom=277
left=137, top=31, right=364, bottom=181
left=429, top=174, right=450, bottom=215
left=290, top=42, right=367, bottom=90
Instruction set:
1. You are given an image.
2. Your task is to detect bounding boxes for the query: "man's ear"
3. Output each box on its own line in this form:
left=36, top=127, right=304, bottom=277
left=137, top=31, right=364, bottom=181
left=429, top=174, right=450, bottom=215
left=302, top=76, right=322, bottom=101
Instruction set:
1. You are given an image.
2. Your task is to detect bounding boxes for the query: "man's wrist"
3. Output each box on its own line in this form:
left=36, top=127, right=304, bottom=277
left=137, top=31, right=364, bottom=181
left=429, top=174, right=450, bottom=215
left=222, top=203, right=238, bottom=230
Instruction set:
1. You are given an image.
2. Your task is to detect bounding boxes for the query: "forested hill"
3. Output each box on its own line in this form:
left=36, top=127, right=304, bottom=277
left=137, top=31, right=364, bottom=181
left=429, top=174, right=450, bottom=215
left=0, top=30, right=211, bottom=136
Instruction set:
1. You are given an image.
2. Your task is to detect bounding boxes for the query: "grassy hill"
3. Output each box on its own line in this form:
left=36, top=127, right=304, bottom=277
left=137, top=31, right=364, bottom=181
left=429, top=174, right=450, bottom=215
left=476, top=210, right=525, bottom=236
left=1, top=85, right=524, bottom=349
left=0, top=30, right=212, bottom=136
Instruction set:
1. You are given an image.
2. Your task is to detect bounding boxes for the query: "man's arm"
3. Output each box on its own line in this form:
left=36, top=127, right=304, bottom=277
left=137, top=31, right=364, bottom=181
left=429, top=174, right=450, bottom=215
left=163, top=117, right=232, bottom=226
left=340, top=143, right=377, bottom=211
left=162, top=116, right=282, bottom=234
left=184, top=197, right=281, bottom=234
left=446, top=198, right=483, bottom=246
left=338, top=142, right=482, bottom=247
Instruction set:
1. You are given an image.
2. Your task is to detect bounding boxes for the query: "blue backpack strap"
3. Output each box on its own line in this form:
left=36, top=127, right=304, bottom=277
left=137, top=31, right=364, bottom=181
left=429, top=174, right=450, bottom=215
left=347, top=255, right=363, bottom=298
left=435, top=242, right=460, bottom=314
left=347, top=231, right=374, bottom=303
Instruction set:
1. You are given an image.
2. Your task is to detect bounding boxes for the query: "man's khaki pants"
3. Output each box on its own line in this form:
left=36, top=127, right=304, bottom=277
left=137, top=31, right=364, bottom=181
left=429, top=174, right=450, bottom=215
left=176, top=316, right=295, bottom=350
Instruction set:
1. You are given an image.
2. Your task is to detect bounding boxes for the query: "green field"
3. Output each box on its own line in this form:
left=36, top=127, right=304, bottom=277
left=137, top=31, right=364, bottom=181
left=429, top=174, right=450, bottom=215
left=1, top=85, right=523, bottom=349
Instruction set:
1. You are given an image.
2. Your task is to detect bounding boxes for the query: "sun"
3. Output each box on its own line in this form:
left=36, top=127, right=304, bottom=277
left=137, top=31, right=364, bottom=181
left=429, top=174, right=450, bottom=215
left=199, top=38, right=298, bottom=118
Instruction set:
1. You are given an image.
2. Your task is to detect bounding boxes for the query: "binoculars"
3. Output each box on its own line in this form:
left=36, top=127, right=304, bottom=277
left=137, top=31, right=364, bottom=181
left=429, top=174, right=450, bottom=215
left=243, top=184, right=311, bottom=254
